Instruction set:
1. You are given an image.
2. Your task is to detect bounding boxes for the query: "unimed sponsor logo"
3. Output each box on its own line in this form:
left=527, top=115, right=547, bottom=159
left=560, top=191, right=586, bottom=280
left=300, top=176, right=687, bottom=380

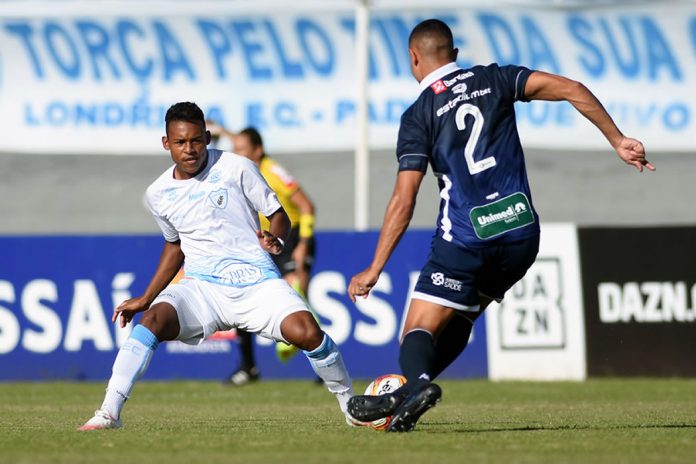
left=598, top=281, right=696, bottom=323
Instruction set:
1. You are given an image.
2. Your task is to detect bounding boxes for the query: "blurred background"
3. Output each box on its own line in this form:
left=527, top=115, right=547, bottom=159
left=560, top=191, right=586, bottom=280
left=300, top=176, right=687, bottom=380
left=1, top=0, right=694, bottom=382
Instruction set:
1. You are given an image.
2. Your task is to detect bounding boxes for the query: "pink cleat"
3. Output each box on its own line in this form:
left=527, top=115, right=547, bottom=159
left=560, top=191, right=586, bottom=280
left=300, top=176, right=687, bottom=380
left=78, top=409, right=122, bottom=431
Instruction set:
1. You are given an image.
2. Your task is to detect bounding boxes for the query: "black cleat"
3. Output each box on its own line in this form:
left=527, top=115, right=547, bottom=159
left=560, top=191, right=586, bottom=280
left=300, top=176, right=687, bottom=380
left=347, top=389, right=410, bottom=422
left=224, top=366, right=260, bottom=386
left=386, top=383, right=442, bottom=432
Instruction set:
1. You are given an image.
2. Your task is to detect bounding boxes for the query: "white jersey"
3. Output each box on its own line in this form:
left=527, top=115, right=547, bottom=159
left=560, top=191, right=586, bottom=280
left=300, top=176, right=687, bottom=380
left=145, top=149, right=282, bottom=287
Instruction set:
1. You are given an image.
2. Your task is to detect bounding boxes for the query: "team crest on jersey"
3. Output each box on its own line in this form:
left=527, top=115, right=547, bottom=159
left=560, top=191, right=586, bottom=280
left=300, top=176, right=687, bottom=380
left=209, top=188, right=228, bottom=208
left=430, top=80, right=447, bottom=94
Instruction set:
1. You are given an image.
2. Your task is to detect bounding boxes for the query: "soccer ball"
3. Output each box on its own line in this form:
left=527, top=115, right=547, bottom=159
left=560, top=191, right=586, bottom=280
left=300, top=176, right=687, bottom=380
left=363, top=374, right=407, bottom=431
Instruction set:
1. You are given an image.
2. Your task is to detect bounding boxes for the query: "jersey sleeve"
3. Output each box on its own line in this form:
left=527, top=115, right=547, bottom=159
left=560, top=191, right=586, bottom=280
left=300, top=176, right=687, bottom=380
left=496, top=64, right=534, bottom=102
left=395, top=105, right=430, bottom=172
left=239, top=158, right=282, bottom=218
left=265, top=160, right=299, bottom=198
left=144, top=190, right=179, bottom=242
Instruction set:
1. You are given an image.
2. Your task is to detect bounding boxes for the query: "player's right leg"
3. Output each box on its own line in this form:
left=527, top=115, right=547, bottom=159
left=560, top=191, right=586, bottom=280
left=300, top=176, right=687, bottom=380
left=78, top=302, right=180, bottom=431
left=79, top=279, right=212, bottom=431
left=347, top=298, right=452, bottom=424
left=349, top=236, right=484, bottom=429
left=383, top=235, right=539, bottom=432
left=346, top=311, right=475, bottom=426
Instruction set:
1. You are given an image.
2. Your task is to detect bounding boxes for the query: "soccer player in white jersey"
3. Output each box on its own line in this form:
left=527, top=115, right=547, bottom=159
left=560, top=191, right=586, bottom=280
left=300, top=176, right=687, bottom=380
left=79, top=102, right=361, bottom=430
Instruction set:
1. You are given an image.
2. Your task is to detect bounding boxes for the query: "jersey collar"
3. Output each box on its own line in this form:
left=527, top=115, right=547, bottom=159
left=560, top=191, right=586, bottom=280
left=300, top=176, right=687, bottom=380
left=419, top=62, right=460, bottom=94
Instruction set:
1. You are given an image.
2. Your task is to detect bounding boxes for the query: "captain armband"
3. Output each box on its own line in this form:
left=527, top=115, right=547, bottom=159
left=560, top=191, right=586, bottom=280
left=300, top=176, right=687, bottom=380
left=299, top=213, right=315, bottom=239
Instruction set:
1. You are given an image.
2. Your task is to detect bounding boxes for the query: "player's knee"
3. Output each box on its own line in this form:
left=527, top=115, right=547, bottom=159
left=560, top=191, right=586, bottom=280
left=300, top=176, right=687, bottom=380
left=140, top=303, right=180, bottom=342
left=281, top=311, right=322, bottom=351
left=301, top=324, right=324, bottom=351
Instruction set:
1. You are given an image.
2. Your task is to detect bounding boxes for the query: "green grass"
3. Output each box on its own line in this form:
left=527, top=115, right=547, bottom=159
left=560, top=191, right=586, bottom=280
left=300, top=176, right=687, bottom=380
left=1, top=379, right=695, bottom=464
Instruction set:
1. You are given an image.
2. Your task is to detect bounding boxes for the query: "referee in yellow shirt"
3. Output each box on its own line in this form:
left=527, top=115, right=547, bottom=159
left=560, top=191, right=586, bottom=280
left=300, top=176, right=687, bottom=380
left=209, top=124, right=317, bottom=385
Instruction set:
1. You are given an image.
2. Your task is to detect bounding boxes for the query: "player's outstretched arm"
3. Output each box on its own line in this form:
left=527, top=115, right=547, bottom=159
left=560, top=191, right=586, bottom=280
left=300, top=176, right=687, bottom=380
left=114, top=240, right=185, bottom=328
left=524, top=71, right=655, bottom=172
left=348, top=170, right=425, bottom=302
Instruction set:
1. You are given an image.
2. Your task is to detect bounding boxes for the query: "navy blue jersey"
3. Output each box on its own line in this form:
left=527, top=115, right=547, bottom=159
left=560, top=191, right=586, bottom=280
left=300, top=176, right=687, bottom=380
left=397, top=62, right=540, bottom=248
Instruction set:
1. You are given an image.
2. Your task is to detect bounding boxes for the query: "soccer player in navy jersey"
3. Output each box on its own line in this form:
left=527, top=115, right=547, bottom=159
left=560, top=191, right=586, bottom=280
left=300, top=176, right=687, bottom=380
left=346, top=19, right=654, bottom=432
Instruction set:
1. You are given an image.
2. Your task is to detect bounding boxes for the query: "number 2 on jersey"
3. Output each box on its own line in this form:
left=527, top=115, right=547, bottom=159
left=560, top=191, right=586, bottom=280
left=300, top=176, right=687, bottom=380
left=455, top=104, right=497, bottom=175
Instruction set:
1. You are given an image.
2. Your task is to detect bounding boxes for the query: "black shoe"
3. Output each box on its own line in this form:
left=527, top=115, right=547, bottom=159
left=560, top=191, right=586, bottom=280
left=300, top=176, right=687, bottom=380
left=386, top=383, right=441, bottom=432
left=224, top=366, right=260, bottom=386
left=347, top=388, right=410, bottom=422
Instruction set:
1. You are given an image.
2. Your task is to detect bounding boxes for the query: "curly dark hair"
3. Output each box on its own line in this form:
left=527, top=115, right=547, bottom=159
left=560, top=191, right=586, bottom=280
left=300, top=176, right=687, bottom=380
left=164, top=102, right=205, bottom=131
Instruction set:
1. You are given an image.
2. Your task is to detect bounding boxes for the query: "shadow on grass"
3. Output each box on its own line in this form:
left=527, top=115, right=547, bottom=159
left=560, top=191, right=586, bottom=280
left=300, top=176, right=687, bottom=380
left=425, top=422, right=696, bottom=434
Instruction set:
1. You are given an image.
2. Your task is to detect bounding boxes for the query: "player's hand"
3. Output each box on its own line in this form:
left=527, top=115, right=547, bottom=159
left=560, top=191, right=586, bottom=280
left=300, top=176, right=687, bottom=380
left=348, top=268, right=381, bottom=302
left=257, top=230, right=284, bottom=255
left=113, top=296, right=150, bottom=328
left=615, top=136, right=655, bottom=172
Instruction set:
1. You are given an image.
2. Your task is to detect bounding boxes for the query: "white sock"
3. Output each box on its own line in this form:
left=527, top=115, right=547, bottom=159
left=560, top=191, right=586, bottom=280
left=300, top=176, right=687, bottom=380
left=100, top=325, right=158, bottom=420
left=304, top=333, right=354, bottom=414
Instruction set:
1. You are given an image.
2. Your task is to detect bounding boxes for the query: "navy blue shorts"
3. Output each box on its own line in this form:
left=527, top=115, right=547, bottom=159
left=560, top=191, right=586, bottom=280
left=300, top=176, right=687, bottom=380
left=412, top=234, right=540, bottom=316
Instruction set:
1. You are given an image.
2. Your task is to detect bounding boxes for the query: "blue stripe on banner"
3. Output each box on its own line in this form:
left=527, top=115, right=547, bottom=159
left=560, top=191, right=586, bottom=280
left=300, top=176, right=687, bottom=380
left=0, top=232, right=488, bottom=380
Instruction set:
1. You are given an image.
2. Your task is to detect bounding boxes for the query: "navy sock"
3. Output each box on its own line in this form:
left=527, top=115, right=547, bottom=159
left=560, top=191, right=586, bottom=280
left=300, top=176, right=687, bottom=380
left=432, top=315, right=473, bottom=378
left=398, top=329, right=437, bottom=394
left=237, top=330, right=256, bottom=371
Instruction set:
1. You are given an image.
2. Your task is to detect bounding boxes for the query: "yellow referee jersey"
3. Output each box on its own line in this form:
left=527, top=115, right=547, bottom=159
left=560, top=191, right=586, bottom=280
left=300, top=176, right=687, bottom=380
left=258, top=156, right=300, bottom=229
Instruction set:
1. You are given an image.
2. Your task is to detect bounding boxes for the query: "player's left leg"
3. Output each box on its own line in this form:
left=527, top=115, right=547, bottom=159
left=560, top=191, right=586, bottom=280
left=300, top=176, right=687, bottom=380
left=280, top=311, right=359, bottom=424
left=275, top=237, right=314, bottom=364
left=397, top=299, right=456, bottom=387
left=385, top=298, right=498, bottom=432
left=241, top=278, right=361, bottom=426
left=430, top=313, right=473, bottom=378
left=388, top=237, right=539, bottom=432
left=430, top=234, right=540, bottom=381
left=429, top=296, right=495, bottom=379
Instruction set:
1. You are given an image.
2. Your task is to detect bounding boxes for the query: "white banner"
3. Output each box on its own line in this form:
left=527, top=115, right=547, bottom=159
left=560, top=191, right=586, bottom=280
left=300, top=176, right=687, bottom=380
left=0, top=2, right=694, bottom=154
left=485, top=223, right=586, bottom=381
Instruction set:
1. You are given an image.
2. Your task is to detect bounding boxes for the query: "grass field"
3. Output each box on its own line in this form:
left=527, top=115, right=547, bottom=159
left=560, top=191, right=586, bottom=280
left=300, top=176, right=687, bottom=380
left=1, top=379, right=695, bottom=464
